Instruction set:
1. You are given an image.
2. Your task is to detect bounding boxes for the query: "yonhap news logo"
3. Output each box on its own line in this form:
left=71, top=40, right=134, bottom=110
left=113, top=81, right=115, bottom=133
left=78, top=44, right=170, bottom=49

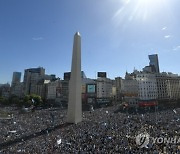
left=136, top=133, right=150, bottom=148
left=135, top=132, right=180, bottom=148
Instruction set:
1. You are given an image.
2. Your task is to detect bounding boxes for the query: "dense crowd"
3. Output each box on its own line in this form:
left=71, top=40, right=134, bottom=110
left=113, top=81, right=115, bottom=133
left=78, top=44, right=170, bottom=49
left=0, top=105, right=180, bottom=153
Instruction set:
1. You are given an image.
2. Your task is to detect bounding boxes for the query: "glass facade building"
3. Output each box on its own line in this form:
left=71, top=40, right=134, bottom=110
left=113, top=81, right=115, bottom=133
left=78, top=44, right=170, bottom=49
left=148, top=54, right=160, bottom=73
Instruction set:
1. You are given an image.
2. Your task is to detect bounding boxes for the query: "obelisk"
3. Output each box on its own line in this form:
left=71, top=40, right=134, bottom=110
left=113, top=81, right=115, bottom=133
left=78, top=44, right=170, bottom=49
left=67, top=32, right=82, bottom=124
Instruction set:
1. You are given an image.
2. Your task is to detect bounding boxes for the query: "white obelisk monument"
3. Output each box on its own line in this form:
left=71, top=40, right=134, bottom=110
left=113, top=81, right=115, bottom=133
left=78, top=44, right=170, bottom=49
left=67, top=32, right=82, bottom=124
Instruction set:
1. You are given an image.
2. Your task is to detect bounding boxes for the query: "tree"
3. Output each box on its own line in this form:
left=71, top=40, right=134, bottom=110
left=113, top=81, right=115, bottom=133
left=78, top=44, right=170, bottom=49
left=9, top=95, right=20, bottom=105
left=31, top=94, right=43, bottom=107
left=0, top=96, right=9, bottom=105
left=23, top=94, right=43, bottom=107
left=23, top=95, right=30, bottom=103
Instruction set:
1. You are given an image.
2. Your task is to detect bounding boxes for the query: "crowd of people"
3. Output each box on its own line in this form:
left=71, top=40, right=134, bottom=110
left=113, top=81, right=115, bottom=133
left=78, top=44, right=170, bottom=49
left=0, top=105, right=179, bottom=153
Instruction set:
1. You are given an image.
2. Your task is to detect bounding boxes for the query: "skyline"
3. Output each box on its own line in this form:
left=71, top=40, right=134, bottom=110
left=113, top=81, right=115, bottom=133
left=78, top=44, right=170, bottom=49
left=1, top=0, right=180, bottom=83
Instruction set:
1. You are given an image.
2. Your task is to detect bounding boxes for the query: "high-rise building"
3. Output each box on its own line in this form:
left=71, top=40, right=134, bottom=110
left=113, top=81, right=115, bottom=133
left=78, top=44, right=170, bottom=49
left=148, top=54, right=160, bottom=73
left=11, top=72, right=21, bottom=87
left=11, top=72, right=23, bottom=97
left=23, top=67, right=45, bottom=95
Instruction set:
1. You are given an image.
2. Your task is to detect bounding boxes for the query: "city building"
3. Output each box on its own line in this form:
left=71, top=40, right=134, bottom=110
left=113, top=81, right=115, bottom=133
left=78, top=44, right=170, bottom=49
left=44, top=74, right=56, bottom=81
left=11, top=82, right=23, bottom=97
left=83, top=78, right=96, bottom=104
left=11, top=72, right=23, bottom=97
left=36, top=79, right=50, bottom=100
left=148, top=54, right=160, bottom=73
left=11, top=72, right=21, bottom=87
left=61, top=80, right=69, bottom=103
left=111, top=79, right=116, bottom=101
left=136, top=72, right=158, bottom=100
left=23, top=67, right=45, bottom=95
left=0, top=83, right=10, bottom=98
left=156, top=73, right=180, bottom=100
left=47, top=79, right=62, bottom=103
left=114, top=77, right=123, bottom=102
left=96, top=77, right=112, bottom=99
left=143, top=65, right=156, bottom=73
left=120, top=73, right=139, bottom=107
left=122, top=73, right=138, bottom=97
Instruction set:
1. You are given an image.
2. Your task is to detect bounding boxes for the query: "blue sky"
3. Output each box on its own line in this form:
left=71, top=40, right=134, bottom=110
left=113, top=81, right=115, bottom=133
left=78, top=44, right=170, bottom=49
left=0, top=0, right=180, bottom=83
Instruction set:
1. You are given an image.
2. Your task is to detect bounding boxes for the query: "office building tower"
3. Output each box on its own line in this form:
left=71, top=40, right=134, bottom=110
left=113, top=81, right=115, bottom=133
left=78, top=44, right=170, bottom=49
left=11, top=72, right=21, bottom=87
left=149, top=54, right=160, bottom=73
left=23, top=67, right=45, bottom=95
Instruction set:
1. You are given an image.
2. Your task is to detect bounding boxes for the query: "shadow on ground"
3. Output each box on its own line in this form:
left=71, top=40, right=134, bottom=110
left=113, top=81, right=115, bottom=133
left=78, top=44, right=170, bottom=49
left=0, top=123, right=72, bottom=150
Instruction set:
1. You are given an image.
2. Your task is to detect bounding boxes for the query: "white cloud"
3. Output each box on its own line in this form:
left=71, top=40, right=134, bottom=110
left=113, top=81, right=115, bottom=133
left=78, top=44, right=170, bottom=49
left=162, top=27, right=167, bottom=30
left=173, top=45, right=180, bottom=51
left=32, top=37, right=44, bottom=41
left=164, top=35, right=171, bottom=39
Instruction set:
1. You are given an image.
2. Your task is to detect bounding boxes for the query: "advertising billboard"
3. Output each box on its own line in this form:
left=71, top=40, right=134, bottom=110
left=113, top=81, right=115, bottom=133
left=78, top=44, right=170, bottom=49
left=97, top=72, right=107, bottom=78
left=87, top=84, right=96, bottom=93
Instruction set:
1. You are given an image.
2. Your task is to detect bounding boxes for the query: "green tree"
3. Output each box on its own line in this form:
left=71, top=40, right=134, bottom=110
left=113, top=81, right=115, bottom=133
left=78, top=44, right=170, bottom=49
left=23, top=94, right=43, bottom=107
left=0, top=96, right=9, bottom=105
left=22, top=95, right=32, bottom=107
left=31, top=94, right=43, bottom=106
left=9, top=96, right=20, bottom=105
left=23, top=95, right=30, bottom=103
